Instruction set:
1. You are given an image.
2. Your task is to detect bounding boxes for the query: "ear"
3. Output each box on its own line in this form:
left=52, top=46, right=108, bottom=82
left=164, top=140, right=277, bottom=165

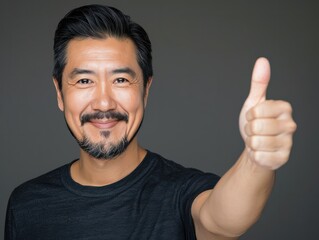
left=143, top=77, right=153, bottom=108
left=53, top=78, right=64, bottom=111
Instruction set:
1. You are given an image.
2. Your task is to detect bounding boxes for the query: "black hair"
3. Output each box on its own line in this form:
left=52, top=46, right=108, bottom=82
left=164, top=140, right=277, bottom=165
left=53, top=4, right=153, bottom=90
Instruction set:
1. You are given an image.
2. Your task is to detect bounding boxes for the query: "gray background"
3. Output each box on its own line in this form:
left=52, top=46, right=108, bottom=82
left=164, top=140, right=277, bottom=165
left=1, top=0, right=318, bottom=239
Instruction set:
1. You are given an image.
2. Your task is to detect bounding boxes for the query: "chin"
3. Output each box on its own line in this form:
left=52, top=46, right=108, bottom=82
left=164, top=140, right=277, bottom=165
left=78, top=135, right=130, bottom=160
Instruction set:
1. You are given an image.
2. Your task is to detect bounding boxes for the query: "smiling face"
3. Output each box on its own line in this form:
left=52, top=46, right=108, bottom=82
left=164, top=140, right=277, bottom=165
left=53, top=37, right=151, bottom=159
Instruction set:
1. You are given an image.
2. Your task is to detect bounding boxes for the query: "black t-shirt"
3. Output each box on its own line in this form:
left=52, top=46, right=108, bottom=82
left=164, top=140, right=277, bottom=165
left=5, top=151, right=220, bottom=240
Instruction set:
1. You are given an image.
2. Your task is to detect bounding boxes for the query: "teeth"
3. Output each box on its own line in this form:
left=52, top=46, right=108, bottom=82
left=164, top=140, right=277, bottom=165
left=92, top=119, right=115, bottom=123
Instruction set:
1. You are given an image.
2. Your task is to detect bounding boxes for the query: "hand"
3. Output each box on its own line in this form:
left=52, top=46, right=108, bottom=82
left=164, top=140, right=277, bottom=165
left=239, top=58, right=297, bottom=170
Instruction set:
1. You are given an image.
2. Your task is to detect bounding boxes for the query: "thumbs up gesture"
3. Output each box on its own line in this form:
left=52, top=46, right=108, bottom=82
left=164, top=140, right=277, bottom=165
left=239, top=58, right=297, bottom=170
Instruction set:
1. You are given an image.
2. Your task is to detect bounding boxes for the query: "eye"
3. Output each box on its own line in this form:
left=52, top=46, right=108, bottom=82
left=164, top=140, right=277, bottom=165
left=77, top=79, right=92, bottom=84
left=114, top=78, right=129, bottom=84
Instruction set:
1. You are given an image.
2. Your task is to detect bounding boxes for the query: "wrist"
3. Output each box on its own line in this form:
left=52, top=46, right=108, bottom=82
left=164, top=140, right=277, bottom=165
left=240, top=148, right=276, bottom=175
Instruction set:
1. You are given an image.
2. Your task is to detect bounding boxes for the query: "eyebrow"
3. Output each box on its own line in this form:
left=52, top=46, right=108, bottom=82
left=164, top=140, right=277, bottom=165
left=68, top=68, right=96, bottom=79
left=111, top=67, right=136, bottom=78
left=68, top=67, right=136, bottom=79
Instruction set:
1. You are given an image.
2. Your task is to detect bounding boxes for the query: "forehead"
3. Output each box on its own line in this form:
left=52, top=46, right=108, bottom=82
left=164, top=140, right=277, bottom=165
left=64, top=37, right=141, bottom=75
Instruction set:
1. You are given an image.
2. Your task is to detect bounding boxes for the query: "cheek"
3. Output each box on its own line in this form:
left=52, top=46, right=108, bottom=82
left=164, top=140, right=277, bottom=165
left=119, top=92, right=144, bottom=139
left=115, top=89, right=145, bottom=113
left=63, top=91, right=92, bottom=123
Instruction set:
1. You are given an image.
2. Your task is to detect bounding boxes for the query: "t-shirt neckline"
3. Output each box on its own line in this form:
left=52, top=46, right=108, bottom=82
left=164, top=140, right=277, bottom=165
left=61, top=150, right=156, bottom=197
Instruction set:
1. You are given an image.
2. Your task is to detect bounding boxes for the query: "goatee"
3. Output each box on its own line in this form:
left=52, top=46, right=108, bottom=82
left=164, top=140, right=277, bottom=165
left=77, top=136, right=129, bottom=160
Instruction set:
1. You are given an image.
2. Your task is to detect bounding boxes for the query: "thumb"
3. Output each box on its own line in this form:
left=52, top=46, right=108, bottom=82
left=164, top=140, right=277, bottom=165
left=246, top=57, right=271, bottom=106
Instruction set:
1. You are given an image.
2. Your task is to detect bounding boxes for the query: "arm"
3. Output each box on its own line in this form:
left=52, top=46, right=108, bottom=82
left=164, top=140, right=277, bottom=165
left=192, top=58, right=297, bottom=239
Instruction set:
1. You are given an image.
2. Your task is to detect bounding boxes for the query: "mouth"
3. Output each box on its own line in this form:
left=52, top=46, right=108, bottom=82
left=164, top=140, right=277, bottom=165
left=80, top=111, right=129, bottom=126
left=88, top=119, right=120, bottom=129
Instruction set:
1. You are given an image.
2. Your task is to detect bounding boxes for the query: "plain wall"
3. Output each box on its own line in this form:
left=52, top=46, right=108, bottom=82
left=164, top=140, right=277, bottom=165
left=1, top=0, right=318, bottom=239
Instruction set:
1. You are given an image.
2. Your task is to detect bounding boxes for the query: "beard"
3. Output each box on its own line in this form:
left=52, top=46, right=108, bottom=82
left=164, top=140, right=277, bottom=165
left=77, top=135, right=129, bottom=160
left=64, top=110, right=143, bottom=160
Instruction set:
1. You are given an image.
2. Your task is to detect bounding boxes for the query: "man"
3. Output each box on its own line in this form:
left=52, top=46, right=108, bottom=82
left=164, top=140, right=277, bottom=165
left=5, top=4, right=296, bottom=240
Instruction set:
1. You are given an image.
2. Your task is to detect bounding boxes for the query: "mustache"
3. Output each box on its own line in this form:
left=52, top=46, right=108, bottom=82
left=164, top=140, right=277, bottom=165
left=80, top=111, right=129, bottom=126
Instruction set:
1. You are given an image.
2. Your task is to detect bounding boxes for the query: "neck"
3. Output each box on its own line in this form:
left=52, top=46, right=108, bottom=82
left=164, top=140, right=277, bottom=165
left=70, top=137, right=146, bottom=186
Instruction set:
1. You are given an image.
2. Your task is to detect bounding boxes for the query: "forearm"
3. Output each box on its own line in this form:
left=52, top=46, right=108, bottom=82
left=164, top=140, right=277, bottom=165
left=199, top=148, right=275, bottom=237
left=193, top=58, right=296, bottom=239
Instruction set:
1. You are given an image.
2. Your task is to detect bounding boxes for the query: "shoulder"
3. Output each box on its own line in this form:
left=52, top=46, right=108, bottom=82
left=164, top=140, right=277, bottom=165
left=148, top=151, right=220, bottom=186
left=8, top=163, right=70, bottom=210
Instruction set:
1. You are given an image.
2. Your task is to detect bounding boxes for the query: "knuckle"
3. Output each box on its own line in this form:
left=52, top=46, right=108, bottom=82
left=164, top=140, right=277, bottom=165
left=283, top=120, right=297, bottom=133
left=251, top=104, right=265, bottom=118
left=250, top=136, right=260, bottom=150
left=245, top=123, right=252, bottom=136
left=247, top=107, right=258, bottom=119
left=253, top=151, right=262, bottom=162
left=252, top=152, right=268, bottom=168
left=257, top=105, right=265, bottom=117
left=249, top=150, right=258, bottom=161
left=289, top=121, right=297, bottom=132
left=277, top=151, right=290, bottom=167
left=283, top=137, right=293, bottom=149
left=278, top=150, right=290, bottom=164
left=281, top=101, right=293, bottom=113
left=251, top=120, right=262, bottom=134
left=246, top=137, right=252, bottom=148
left=277, top=135, right=293, bottom=151
left=252, top=150, right=290, bottom=170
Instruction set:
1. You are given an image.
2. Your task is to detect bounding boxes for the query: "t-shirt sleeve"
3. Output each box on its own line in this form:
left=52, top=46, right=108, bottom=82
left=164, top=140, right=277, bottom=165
left=179, top=170, right=220, bottom=239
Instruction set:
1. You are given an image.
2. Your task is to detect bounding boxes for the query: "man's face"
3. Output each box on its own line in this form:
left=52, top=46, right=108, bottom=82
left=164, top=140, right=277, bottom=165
left=53, top=37, right=151, bottom=159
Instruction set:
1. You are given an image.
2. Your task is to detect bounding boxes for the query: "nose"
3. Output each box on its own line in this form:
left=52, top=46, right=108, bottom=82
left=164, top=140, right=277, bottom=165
left=91, top=82, right=116, bottom=112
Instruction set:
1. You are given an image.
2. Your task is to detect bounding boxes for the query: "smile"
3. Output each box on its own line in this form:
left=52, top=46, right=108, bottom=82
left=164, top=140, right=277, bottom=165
left=88, top=119, right=120, bottom=129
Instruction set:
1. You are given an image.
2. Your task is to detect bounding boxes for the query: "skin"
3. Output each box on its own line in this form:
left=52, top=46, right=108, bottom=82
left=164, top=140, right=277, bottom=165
left=53, top=37, right=152, bottom=186
left=53, top=38, right=296, bottom=238
left=191, top=58, right=297, bottom=239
